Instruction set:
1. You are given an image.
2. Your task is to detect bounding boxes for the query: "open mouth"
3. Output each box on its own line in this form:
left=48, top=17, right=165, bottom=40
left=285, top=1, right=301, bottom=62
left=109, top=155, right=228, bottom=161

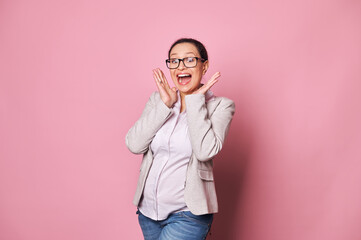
left=177, top=73, right=192, bottom=85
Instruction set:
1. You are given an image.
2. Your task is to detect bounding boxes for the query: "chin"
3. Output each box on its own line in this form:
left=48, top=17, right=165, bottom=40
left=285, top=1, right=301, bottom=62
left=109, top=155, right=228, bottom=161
left=178, top=87, right=196, bottom=95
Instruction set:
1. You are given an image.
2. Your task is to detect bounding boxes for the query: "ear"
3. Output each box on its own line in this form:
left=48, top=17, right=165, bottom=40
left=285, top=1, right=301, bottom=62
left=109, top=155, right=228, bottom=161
left=202, top=60, right=209, bottom=75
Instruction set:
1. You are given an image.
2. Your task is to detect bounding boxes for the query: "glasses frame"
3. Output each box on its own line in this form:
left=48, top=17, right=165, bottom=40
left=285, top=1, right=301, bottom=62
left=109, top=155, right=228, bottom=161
left=165, top=57, right=206, bottom=69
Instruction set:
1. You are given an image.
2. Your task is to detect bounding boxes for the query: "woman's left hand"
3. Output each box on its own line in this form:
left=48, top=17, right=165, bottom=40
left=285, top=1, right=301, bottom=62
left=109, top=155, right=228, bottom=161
left=193, top=72, right=221, bottom=95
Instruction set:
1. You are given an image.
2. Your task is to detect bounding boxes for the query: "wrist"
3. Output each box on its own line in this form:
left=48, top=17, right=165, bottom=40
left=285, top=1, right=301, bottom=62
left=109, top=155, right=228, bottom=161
left=164, top=101, right=175, bottom=109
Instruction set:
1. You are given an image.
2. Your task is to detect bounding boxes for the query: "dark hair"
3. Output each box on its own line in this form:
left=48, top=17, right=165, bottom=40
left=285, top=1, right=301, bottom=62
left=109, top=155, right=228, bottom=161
left=168, top=38, right=208, bottom=60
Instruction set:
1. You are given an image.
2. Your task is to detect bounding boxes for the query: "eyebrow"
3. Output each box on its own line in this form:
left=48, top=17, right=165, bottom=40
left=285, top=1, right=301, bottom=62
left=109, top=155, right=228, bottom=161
left=170, top=52, right=196, bottom=57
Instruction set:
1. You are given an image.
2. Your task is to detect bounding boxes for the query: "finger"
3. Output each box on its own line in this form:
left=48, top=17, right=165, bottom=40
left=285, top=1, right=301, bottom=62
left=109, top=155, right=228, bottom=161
left=209, top=72, right=221, bottom=82
left=154, top=68, right=164, bottom=84
left=153, top=69, right=162, bottom=84
left=204, top=72, right=220, bottom=86
left=158, top=69, right=171, bottom=89
left=206, top=77, right=219, bottom=89
left=156, top=68, right=171, bottom=91
left=154, top=70, right=166, bottom=88
left=199, top=80, right=218, bottom=94
left=153, top=74, right=162, bottom=90
left=153, top=70, right=164, bottom=91
left=198, top=72, right=220, bottom=94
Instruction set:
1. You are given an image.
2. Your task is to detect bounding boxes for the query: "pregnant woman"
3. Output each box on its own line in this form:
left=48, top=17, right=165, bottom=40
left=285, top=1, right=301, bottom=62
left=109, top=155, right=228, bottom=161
left=126, top=38, right=235, bottom=240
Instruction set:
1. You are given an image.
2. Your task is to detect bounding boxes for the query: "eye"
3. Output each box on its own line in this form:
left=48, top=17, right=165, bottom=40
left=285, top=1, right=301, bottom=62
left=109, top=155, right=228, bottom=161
left=186, top=57, right=195, bottom=63
left=170, top=58, right=179, bottom=64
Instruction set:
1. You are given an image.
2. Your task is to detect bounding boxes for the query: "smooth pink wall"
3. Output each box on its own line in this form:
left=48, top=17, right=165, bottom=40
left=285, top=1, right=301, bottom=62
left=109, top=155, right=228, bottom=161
left=1, top=0, right=361, bottom=239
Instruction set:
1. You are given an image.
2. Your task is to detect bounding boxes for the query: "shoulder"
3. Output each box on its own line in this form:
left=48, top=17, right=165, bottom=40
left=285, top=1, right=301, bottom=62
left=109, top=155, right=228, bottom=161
left=147, top=91, right=161, bottom=103
left=214, top=96, right=235, bottom=107
left=209, top=96, right=235, bottom=113
left=150, top=91, right=159, bottom=98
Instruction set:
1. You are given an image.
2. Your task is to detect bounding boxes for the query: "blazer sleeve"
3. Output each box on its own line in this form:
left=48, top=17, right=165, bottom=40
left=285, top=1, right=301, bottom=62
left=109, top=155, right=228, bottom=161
left=125, top=92, right=173, bottom=155
left=185, top=94, right=235, bottom=162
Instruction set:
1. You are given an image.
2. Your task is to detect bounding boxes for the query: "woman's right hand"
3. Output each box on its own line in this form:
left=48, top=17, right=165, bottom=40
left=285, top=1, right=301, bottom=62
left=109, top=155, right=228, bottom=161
left=153, top=68, right=177, bottom=108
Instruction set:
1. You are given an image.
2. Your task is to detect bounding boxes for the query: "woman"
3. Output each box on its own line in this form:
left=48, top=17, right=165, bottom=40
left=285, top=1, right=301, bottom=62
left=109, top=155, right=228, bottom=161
left=126, top=38, right=235, bottom=240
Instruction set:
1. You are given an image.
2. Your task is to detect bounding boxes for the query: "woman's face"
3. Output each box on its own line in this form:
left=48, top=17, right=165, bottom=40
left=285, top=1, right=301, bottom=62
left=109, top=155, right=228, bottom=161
left=169, top=43, right=208, bottom=95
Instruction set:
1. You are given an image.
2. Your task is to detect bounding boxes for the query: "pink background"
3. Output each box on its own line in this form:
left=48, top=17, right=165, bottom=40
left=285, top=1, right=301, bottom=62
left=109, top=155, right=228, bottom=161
left=1, top=0, right=361, bottom=239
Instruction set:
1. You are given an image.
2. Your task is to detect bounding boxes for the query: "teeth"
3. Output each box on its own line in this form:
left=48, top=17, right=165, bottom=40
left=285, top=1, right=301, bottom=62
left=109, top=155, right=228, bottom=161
left=178, top=74, right=191, bottom=77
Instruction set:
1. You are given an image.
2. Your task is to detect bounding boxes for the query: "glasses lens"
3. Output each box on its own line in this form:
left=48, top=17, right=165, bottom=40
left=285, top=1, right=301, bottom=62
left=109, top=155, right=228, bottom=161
left=167, top=58, right=179, bottom=69
left=183, top=57, right=197, bottom=68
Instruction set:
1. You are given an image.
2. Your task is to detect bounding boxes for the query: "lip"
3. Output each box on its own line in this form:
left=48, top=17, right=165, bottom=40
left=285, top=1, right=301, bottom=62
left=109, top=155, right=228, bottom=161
left=176, top=72, right=192, bottom=86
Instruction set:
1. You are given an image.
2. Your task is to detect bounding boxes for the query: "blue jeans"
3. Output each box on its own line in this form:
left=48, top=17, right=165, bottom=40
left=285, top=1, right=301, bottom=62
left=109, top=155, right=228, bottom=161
left=137, top=210, right=213, bottom=240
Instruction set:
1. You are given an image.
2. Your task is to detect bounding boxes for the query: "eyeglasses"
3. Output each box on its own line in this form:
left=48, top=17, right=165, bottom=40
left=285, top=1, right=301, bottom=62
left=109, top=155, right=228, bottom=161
left=165, top=57, right=206, bottom=69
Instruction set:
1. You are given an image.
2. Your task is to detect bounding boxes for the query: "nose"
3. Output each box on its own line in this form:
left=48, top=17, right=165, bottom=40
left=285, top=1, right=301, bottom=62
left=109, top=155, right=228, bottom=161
left=177, top=60, right=186, bottom=70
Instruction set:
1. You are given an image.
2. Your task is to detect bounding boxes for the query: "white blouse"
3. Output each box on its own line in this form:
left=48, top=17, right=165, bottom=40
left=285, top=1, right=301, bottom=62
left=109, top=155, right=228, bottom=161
left=138, top=92, right=192, bottom=221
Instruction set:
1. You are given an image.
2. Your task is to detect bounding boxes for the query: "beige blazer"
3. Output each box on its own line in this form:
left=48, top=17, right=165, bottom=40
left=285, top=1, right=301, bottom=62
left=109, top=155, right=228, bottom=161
left=126, top=91, right=235, bottom=215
